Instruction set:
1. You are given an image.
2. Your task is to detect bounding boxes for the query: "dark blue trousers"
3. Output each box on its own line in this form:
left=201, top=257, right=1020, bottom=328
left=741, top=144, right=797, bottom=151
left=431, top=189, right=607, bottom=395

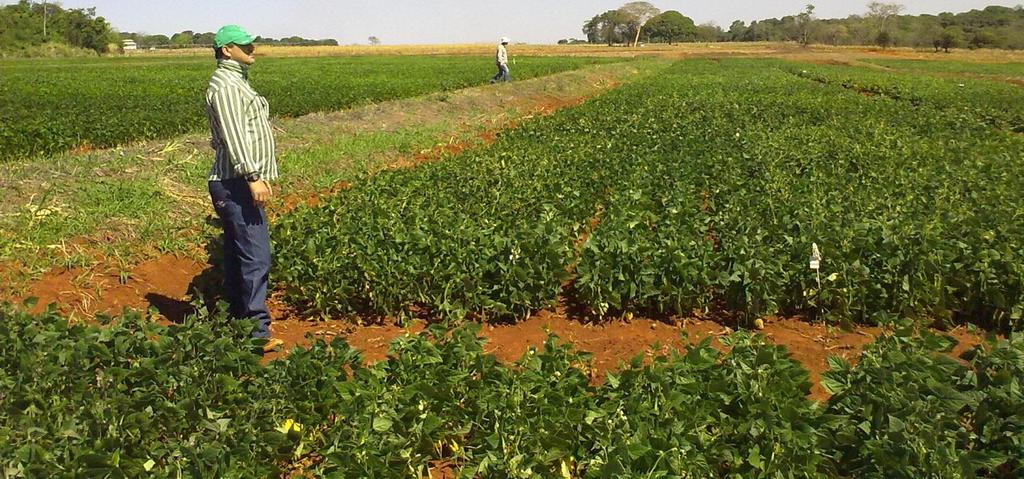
left=491, top=63, right=510, bottom=83
left=209, top=179, right=272, bottom=338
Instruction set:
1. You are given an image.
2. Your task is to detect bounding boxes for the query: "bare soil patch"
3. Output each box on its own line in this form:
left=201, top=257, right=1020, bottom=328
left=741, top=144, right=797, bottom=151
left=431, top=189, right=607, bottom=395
left=22, top=255, right=205, bottom=319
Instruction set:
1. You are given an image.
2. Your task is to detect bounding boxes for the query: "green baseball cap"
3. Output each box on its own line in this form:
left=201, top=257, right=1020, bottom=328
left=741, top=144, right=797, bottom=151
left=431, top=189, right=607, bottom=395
left=214, top=25, right=255, bottom=48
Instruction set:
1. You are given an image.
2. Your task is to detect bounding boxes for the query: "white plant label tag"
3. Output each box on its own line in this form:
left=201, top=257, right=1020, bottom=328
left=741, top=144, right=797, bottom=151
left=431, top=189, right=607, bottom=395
left=809, top=243, right=822, bottom=271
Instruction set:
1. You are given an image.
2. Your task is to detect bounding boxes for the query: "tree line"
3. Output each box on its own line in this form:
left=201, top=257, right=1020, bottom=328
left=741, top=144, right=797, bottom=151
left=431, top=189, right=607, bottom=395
left=0, top=0, right=117, bottom=53
left=117, top=31, right=338, bottom=50
left=5, top=0, right=1024, bottom=54
left=0, top=0, right=337, bottom=55
left=576, top=2, right=1024, bottom=51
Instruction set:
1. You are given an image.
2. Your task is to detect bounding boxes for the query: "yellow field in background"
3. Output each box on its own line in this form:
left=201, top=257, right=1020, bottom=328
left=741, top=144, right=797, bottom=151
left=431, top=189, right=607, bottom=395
left=254, top=42, right=785, bottom=58
left=126, top=41, right=1024, bottom=64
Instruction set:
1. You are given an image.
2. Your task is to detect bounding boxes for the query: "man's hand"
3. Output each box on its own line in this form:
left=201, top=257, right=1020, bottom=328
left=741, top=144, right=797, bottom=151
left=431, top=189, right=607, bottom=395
left=249, top=180, right=273, bottom=207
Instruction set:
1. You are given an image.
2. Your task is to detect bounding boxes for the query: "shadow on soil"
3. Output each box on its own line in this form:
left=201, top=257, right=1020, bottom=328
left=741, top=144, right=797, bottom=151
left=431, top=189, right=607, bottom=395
left=145, top=216, right=226, bottom=324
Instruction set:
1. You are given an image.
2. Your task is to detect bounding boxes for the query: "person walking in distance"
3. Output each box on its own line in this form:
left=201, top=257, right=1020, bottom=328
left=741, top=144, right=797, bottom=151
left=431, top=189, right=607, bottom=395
left=491, top=36, right=511, bottom=83
left=205, top=25, right=283, bottom=352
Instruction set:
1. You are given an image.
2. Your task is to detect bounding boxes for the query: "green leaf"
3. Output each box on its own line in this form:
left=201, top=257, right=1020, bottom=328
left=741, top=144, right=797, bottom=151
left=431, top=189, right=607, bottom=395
left=372, top=416, right=393, bottom=432
left=826, top=355, right=851, bottom=372
left=747, top=445, right=763, bottom=470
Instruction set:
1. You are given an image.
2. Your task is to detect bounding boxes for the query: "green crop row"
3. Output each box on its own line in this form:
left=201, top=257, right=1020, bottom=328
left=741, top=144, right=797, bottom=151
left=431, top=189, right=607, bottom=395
left=0, top=55, right=616, bottom=160
left=577, top=60, right=1024, bottom=330
left=861, top=58, right=1024, bottom=78
left=786, top=62, right=1024, bottom=133
left=275, top=58, right=1024, bottom=330
left=273, top=83, right=638, bottom=319
left=2, top=304, right=1021, bottom=477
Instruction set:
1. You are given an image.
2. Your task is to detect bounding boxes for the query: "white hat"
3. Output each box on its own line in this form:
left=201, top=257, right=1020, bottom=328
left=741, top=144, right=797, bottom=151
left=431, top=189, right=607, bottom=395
left=500, top=37, right=510, bottom=44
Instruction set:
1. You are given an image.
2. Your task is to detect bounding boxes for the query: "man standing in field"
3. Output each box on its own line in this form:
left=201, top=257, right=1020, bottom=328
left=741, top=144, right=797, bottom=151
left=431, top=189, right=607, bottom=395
left=205, top=25, right=283, bottom=352
left=490, top=37, right=511, bottom=83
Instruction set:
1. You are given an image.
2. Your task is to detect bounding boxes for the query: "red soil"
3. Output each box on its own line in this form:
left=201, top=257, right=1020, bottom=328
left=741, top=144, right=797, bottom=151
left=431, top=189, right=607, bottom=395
left=8, top=249, right=990, bottom=403
left=20, top=255, right=205, bottom=318
left=263, top=305, right=985, bottom=403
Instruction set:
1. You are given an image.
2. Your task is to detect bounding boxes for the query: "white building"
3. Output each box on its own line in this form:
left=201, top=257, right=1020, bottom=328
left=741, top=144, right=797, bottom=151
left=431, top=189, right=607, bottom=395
left=122, top=39, right=138, bottom=51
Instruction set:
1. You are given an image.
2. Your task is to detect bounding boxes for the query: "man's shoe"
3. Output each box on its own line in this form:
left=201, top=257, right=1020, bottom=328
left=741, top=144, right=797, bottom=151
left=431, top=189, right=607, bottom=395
left=262, top=338, right=285, bottom=353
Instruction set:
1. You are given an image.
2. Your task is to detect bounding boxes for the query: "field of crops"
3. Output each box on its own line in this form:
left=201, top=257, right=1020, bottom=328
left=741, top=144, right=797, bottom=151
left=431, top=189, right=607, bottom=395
left=0, top=55, right=615, bottom=160
left=788, top=62, right=1024, bottom=133
left=2, top=304, right=1022, bottom=477
left=4, top=53, right=1024, bottom=478
left=276, top=58, right=1024, bottom=331
left=864, top=57, right=1024, bottom=77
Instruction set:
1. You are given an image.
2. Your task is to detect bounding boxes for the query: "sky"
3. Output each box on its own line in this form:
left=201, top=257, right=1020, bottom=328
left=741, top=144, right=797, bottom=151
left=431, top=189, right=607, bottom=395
left=4, top=0, right=1020, bottom=44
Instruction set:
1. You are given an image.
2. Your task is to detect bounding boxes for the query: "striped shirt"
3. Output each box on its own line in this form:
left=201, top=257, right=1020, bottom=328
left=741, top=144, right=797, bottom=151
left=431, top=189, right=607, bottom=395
left=205, top=59, right=279, bottom=182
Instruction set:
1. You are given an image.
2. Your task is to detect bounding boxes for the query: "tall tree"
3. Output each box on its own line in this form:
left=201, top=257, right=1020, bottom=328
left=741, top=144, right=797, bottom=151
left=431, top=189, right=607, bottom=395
left=936, top=26, right=963, bottom=52
left=583, top=9, right=634, bottom=46
left=728, top=20, right=747, bottom=41
left=644, top=11, right=697, bottom=44
left=866, top=1, right=905, bottom=26
left=866, top=1, right=905, bottom=47
left=619, top=1, right=660, bottom=47
left=62, top=7, right=115, bottom=52
left=795, top=4, right=817, bottom=46
left=582, top=14, right=602, bottom=43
